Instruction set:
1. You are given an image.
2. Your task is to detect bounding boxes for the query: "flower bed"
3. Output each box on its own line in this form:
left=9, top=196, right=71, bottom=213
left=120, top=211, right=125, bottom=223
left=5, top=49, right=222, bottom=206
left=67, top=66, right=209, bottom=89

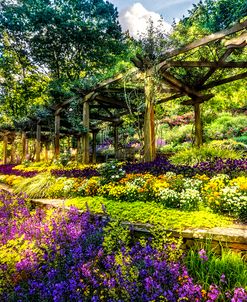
left=1, top=157, right=247, bottom=222
left=0, top=191, right=246, bottom=302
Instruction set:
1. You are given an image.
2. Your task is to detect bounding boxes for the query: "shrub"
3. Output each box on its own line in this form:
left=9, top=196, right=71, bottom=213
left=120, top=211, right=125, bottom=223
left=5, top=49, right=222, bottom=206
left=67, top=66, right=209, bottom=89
left=161, top=124, right=193, bottom=145
left=99, top=160, right=126, bottom=184
left=205, top=113, right=247, bottom=140
left=170, top=142, right=243, bottom=166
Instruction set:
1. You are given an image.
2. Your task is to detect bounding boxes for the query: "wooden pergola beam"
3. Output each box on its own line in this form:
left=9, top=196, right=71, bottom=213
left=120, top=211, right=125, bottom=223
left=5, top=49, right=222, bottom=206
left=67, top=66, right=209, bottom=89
left=156, top=93, right=184, bottom=104
left=158, top=20, right=247, bottom=62
left=200, top=71, right=247, bottom=90
left=165, top=61, right=247, bottom=68
left=90, top=114, right=122, bottom=122
left=161, top=71, right=208, bottom=99
left=95, top=95, right=128, bottom=109
left=196, top=48, right=235, bottom=87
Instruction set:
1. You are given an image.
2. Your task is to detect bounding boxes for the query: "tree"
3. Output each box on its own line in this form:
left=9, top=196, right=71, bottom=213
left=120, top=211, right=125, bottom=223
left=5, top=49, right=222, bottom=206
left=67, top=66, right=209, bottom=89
left=0, top=32, right=49, bottom=120
left=0, top=0, right=126, bottom=81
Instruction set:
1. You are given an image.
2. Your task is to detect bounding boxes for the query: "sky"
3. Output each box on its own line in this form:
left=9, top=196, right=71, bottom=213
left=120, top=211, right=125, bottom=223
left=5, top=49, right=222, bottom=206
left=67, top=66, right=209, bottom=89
left=109, top=0, right=201, bottom=37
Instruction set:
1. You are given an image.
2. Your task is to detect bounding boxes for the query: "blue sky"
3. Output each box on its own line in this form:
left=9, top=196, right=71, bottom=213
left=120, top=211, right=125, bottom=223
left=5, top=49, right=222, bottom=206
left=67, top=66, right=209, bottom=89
left=109, top=0, right=201, bottom=37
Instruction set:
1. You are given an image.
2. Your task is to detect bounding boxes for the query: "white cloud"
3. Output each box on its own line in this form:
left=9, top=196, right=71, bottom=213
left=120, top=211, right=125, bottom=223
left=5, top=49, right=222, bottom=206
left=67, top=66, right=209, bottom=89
left=119, top=2, right=171, bottom=38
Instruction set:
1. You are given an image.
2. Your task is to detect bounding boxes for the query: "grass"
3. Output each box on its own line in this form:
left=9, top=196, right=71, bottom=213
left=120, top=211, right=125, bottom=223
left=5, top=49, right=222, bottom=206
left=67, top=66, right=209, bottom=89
left=65, top=196, right=233, bottom=230
left=185, top=243, right=247, bottom=291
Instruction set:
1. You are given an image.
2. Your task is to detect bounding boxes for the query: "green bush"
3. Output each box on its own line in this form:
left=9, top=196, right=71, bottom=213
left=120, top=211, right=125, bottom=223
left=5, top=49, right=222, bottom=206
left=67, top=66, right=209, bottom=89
left=161, top=124, right=193, bottom=145
left=234, top=135, right=247, bottom=145
left=205, top=113, right=247, bottom=140
left=99, top=160, right=126, bottom=184
left=170, top=141, right=243, bottom=166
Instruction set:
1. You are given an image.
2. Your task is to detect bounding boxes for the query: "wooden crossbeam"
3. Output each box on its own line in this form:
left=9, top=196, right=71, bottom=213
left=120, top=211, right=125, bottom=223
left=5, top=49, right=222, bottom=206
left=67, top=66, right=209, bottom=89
left=90, top=114, right=121, bottom=122
left=156, top=93, right=184, bottom=104
left=200, top=71, right=247, bottom=90
left=161, top=71, right=207, bottom=99
left=165, top=61, right=247, bottom=68
left=158, top=20, right=247, bottom=62
left=95, top=95, right=128, bottom=109
left=196, top=48, right=235, bottom=87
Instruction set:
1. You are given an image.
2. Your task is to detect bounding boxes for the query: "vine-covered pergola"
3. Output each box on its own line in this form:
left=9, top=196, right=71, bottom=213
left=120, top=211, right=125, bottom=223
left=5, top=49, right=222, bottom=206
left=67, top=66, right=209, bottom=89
left=1, top=20, right=246, bottom=164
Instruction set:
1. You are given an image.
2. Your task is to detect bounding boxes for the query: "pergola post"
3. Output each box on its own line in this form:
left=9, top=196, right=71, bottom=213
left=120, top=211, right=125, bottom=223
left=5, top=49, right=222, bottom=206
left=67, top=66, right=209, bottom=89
left=3, top=132, right=8, bottom=164
left=194, top=102, right=203, bottom=147
left=55, top=113, right=60, bottom=159
left=10, top=134, right=16, bottom=163
left=82, top=101, right=90, bottom=164
left=92, top=129, right=99, bottom=164
left=36, top=122, right=41, bottom=161
left=45, top=141, right=49, bottom=162
left=113, top=123, right=119, bottom=159
left=144, top=70, right=156, bottom=162
left=21, top=131, right=27, bottom=162
left=77, top=136, right=82, bottom=162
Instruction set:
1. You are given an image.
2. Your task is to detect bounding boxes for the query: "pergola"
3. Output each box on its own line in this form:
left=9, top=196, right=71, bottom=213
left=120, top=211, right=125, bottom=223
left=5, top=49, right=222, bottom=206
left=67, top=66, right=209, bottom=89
left=1, top=20, right=246, bottom=164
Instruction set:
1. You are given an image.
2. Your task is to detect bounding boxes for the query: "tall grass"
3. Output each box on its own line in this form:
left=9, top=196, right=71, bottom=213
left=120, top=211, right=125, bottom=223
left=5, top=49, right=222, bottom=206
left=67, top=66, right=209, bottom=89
left=185, top=243, right=247, bottom=292
left=13, top=173, right=56, bottom=198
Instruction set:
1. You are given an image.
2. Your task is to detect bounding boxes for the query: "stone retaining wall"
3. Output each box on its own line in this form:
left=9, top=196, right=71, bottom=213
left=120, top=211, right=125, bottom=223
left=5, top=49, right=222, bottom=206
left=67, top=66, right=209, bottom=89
left=30, top=198, right=247, bottom=259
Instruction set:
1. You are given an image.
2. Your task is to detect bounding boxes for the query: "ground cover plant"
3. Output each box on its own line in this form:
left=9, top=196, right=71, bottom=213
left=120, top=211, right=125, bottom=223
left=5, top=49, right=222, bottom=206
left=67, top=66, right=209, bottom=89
left=1, top=190, right=246, bottom=302
left=0, top=156, right=246, bottom=223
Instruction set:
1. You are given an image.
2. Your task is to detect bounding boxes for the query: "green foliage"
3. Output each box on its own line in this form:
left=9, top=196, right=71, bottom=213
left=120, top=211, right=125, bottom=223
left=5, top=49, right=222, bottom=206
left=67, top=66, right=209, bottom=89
left=0, top=0, right=126, bottom=80
left=183, top=0, right=247, bottom=33
left=65, top=197, right=232, bottom=230
left=160, top=124, right=193, bottom=145
left=170, top=141, right=244, bottom=166
left=99, top=160, right=126, bottom=184
left=234, top=136, right=247, bottom=145
left=205, top=113, right=247, bottom=140
left=103, top=220, right=131, bottom=253
left=185, top=243, right=247, bottom=292
left=13, top=173, right=57, bottom=198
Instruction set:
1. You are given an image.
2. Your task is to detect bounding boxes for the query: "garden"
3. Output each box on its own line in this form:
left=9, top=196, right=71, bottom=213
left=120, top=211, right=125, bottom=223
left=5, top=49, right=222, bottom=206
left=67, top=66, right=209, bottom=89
left=0, top=0, right=247, bottom=301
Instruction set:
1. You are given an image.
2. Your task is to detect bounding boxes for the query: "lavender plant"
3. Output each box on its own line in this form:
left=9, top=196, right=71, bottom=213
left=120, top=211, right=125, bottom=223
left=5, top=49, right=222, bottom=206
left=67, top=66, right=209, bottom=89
left=1, top=190, right=246, bottom=301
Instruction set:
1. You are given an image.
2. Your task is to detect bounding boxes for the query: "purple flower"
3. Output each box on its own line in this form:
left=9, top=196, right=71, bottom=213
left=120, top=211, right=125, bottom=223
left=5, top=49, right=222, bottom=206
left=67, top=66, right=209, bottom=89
left=198, top=249, right=208, bottom=262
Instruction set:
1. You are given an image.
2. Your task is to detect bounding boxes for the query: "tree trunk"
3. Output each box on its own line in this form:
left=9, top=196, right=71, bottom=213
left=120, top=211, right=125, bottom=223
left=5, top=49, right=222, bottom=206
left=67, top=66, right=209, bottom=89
left=36, top=123, right=41, bottom=161
left=144, top=70, right=156, bottom=162
left=194, top=102, right=203, bottom=147
left=82, top=101, right=90, bottom=164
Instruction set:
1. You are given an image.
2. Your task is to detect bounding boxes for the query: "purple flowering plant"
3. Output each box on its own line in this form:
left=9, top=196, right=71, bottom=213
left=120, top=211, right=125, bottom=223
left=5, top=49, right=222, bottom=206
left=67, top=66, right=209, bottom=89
left=1, top=190, right=247, bottom=301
